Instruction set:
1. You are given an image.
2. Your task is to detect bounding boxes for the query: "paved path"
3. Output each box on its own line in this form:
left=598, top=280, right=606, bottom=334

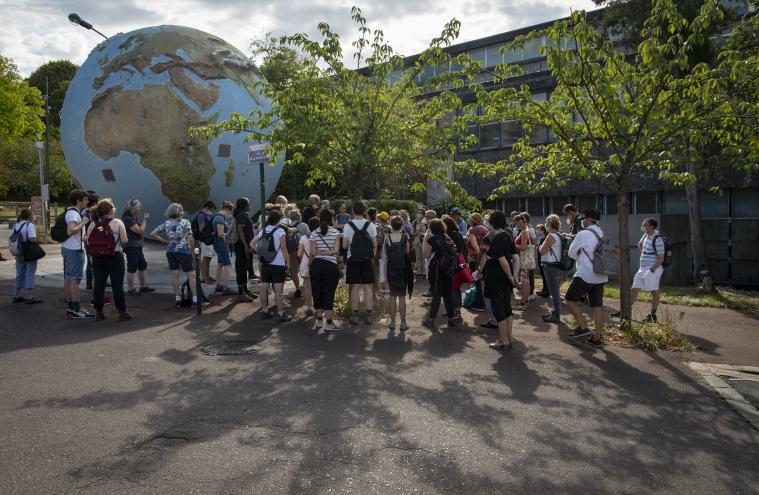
left=1, top=270, right=758, bottom=494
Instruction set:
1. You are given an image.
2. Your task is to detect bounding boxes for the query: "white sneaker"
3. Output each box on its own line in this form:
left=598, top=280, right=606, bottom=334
left=324, top=321, right=341, bottom=332
left=315, top=318, right=323, bottom=329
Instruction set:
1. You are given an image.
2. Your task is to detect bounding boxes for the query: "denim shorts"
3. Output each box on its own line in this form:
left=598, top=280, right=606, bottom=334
left=62, top=247, right=85, bottom=280
left=214, top=239, right=231, bottom=267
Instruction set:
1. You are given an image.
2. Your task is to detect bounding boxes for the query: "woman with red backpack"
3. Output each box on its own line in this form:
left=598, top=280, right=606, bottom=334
left=84, top=198, right=131, bottom=322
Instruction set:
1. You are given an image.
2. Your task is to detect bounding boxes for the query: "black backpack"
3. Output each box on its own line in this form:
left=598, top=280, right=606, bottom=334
left=191, top=212, right=214, bottom=245
left=347, top=221, right=373, bottom=262
left=651, top=234, right=673, bottom=268
left=437, top=235, right=463, bottom=278
left=50, top=207, right=78, bottom=242
left=386, top=233, right=409, bottom=274
left=285, top=222, right=301, bottom=252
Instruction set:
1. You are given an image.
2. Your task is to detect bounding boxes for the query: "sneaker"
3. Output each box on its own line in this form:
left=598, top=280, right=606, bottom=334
left=236, top=294, right=254, bottom=303
left=365, top=313, right=373, bottom=325
left=24, top=297, right=43, bottom=304
left=175, top=300, right=182, bottom=308
left=610, top=310, right=622, bottom=318
left=206, top=276, right=216, bottom=284
left=71, top=309, right=95, bottom=319
left=12, top=297, right=25, bottom=303
left=447, top=317, right=457, bottom=327
left=479, top=321, right=498, bottom=329
left=315, top=318, right=323, bottom=329
left=118, top=311, right=133, bottom=322
left=569, top=328, right=592, bottom=339
left=537, top=291, right=550, bottom=298
left=221, top=287, right=237, bottom=295
left=324, top=321, right=341, bottom=332
left=293, top=289, right=302, bottom=298
left=95, top=310, right=106, bottom=321
left=349, top=314, right=360, bottom=325
left=127, top=288, right=141, bottom=296
left=542, top=313, right=561, bottom=323
left=215, top=284, right=224, bottom=293
left=587, top=337, right=604, bottom=348
left=139, top=286, right=156, bottom=293
left=642, top=313, right=657, bottom=323
left=276, top=313, right=292, bottom=323
left=422, top=317, right=435, bottom=328
left=399, top=323, right=409, bottom=332
left=389, top=321, right=396, bottom=330
left=261, top=310, right=273, bottom=320
left=244, top=290, right=259, bottom=300
left=421, top=291, right=432, bottom=298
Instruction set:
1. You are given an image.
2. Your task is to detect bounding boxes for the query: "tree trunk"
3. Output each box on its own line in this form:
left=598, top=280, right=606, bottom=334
left=617, top=184, right=633, bottom=321
left=684, top=174, right=713, bottom=291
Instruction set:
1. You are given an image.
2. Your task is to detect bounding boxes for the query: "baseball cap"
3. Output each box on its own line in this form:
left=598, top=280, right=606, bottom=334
left=378, top=212, right=389, bottom=222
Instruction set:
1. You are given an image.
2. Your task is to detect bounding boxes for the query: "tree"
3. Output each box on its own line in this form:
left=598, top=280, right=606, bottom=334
left=466, top=0, right=726, bottom=320
left=27, top=60, right=79, bottom=127
left=195, top=7, right=471, bottom=205
left=0, top=136, right=76, bottom=200
left=0, top=55, right=44, bottom=143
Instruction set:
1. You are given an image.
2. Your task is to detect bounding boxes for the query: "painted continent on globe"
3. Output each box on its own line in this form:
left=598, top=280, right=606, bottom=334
left=61, top=25, right=283, bottom=219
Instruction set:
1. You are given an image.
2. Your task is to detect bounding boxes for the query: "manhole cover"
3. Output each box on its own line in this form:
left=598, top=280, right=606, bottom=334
left=200, top=341, right=263, bottom=356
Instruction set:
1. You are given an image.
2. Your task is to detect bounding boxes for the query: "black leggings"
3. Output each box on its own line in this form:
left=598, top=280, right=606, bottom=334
left=429, top=268, right=454, bottom=319
left=310, top=258, right=339, bottom=310
left=93, top=253, right=125, bottom=310
left=234, top=241, right=248, bottom=293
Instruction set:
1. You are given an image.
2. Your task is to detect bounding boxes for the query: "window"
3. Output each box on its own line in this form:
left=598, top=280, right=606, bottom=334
left=501, top=120, right=523, bottom=147
left=504, top=46, right=521, bottom=64
left=480, top=122, right=500, bottom=149
left=733, top=189, right=759, bottom=218
left=486, top=45, right=503, bottom=67
left=419, top=64, right=434, bottom=83
left=662, top=190, right=688, bottom=214
left=503, top=198, right=520, bottom=215
left=462, top=126, right=479, bottom=150
left=529, top=125, right=548, bottom=144
left=522, top=36, right=545, bottom=60
left=468, top=48, right=487, bottom=67
left=527, top=198, right=544, bottom=218
left=700, top=191, right=729, bottom=218
left=577, top=195, right=598, bottom=213
left=635, top=192, right=657, bottom=214
left=606, top=195, right=617, bottom=215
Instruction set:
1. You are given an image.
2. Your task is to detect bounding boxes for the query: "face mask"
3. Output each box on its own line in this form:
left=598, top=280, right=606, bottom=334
left=416, top=214, right=423, bottom=220
left=641, top=225, right=647, bottom=234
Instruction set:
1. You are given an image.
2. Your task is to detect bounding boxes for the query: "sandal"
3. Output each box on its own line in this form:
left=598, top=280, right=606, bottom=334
left=489, top=340, right=506, bottom=350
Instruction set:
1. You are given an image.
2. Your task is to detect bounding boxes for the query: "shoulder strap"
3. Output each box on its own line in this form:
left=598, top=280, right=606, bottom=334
left=651, top=234, right=660, bottom=254
left=361, top=221, right=370, bottom=232
left=347, top=220, right=357, bottom=232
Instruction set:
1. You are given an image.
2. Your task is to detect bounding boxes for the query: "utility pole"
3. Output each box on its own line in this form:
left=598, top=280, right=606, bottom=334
left=43, top=76, right=51, bottom=229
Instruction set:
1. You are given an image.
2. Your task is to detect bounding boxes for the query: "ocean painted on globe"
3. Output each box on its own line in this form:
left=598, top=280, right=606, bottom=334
left=61, top=25, right=283, bottom=223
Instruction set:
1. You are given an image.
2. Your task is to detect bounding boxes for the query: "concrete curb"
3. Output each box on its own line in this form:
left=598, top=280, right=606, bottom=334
left=688, top=362, right=759, bottom=431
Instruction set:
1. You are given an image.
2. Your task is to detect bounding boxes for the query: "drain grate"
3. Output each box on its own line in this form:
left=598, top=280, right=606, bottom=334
left=200, top=341, right=263, bottom=356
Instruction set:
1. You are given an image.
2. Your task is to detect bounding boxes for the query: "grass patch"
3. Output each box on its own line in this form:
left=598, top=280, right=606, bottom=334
left=603, top=316, right=695, bottom=352
left=535, top=279, right=759, bottom=313
left=333, top=285, right=390, bottom=319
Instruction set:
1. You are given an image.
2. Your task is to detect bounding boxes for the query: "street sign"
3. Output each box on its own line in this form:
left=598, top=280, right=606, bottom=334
left=247, top=143, right=269, bottom=165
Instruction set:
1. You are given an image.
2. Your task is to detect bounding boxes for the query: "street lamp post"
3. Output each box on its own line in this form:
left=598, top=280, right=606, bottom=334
left=67, top=13, right=109, bottom=39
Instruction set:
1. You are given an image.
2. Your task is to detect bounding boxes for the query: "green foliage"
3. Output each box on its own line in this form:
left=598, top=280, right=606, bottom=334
left=0, top=137, right=76, bottom=200
left=0, top=55, right=44, bottom=142
left=27, top=60, right=79, bottom=127
left=195, top=7, right=476, bottom=206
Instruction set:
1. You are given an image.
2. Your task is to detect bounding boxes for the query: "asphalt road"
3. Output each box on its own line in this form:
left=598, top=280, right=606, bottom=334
left=1, top=283, right=758, bottom=494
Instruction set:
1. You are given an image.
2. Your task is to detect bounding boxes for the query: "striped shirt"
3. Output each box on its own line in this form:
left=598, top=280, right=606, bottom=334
left=639, top=231, right=665, bottom=269
left=309, top=228, right=340, bottom=264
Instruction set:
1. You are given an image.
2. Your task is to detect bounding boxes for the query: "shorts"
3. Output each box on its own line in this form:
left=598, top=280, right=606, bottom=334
left=261, top=263, right=287, bottom=284
left=489, top=287, right=513, bottom=322
left=124, top=247, right=147, bottom=273
left=289, top=252, right=300, bottom=277
left=566, top=276, right=605, bottom=308
left=62, top=247, right=84, bottom=279
left=200, top=242, right=214, bottom=258
left=632, top=266, right=663, bottom=292
left=346, top=259, right=375, bottom=285
left=167, top=251, right=194, bottom=273
left=214, top=239, right=231, bottom=267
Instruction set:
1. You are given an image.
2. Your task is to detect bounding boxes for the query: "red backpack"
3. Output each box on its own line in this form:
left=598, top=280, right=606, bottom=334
left=88, top=220, right=116, bottom=257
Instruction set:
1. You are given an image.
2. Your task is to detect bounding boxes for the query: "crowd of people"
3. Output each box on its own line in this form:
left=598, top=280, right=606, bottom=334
left=8, top=189, right=669, bottom=348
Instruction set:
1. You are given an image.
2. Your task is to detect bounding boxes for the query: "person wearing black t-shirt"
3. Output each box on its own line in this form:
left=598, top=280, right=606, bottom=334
left=483, top=211, right=518, bottom=350
left=233, top=197, right=258, bottom=302
left=422, top=219, right=457, bottom=329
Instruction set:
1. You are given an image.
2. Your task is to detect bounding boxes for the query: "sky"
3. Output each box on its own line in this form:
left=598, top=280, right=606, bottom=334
left=1, top=0, right=599, bottom=77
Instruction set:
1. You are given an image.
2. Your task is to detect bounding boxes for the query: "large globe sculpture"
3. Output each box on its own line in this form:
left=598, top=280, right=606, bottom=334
left=60, top=25, right=283, bottom=222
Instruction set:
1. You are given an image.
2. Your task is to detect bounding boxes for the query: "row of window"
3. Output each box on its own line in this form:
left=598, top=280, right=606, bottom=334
left=488, top=190, right=759, bottom=220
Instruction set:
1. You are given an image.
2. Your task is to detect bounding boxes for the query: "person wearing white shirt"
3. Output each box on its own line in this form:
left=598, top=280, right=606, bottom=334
left=61, top=190, right=92, bottom=318
left=11, top=209, right=43, bottom=304
left=342, top=202, right=377, bottom=325
left=612, top=218, right=666, bottom=323
left=251, top=210, right=291, bottom=322
left=565, top=209, right=608, bottom=347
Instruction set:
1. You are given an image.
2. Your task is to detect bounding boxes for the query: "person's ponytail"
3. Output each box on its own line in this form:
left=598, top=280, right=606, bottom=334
left=319, top=209, right=333, bottom=237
